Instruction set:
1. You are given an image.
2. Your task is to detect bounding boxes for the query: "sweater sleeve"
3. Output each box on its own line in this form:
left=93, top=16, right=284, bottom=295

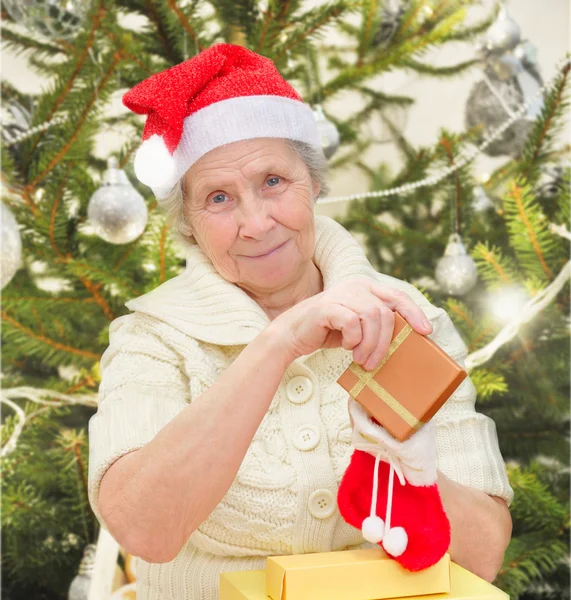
left=87, top=313, right=192, bottom=533
left=428, top=307, right=514, bottom=507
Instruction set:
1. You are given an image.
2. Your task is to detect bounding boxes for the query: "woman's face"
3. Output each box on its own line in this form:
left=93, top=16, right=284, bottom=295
left=184, top=138, right=320, bottom=294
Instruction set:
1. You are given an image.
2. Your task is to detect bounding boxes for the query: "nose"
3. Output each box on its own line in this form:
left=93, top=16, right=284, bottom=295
left=236, top=193, right=276, bottom=240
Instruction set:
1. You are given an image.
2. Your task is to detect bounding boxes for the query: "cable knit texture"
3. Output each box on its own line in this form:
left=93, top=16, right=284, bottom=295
left=88, top=215, right=513, bottom=600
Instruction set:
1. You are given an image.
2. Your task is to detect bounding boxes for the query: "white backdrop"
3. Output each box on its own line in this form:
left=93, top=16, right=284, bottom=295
left=1, top=0, right=569, bottom=220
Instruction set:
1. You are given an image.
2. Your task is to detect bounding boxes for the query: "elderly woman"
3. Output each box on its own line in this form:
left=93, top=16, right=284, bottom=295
left=88, top=44, right=513, bottom=600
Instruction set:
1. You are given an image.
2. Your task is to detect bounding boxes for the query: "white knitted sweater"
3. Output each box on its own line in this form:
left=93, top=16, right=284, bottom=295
left=88, top=215, right=513, bottom=600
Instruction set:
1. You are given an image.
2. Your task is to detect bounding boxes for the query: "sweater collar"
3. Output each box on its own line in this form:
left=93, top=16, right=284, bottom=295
left=125, top=215, right=378, bottom=346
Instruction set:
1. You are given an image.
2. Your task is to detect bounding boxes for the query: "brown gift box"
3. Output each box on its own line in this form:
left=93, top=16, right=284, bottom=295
left=337, top=311, right=468, bottom=442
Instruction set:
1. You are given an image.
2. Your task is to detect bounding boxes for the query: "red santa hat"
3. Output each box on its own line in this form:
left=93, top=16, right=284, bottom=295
left=122, top=43, right=322, bottom=199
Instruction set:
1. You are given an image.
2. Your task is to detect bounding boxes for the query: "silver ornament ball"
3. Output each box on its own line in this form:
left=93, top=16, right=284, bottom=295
left=313, top=105, right=340, bottom=160
left=88, top=157, right=148, bottom=244
left=435, top=233, right=479, bottom=296
left=483, top=6, right=521, bottom=54
left=3, top=0, right=87, bottom=40
left=465, top=63, right=542, bottom=157
left=68, top=543, right=96, bottom=600
left=1, top=203, right=23, bottom=289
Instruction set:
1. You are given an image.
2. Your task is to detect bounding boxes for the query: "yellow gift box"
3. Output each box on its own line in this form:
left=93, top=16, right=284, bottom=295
left=266, top=549, right=449, bottom=600
left=220, top=559, right=509, bottom=600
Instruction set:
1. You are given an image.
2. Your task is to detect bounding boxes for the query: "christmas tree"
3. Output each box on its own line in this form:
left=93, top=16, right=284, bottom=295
left=1, top=1, right=569, bottom=599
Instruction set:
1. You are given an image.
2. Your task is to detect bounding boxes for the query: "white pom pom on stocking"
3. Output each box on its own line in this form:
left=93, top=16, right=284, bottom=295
left=362, top=516, right=385, bottom=544
left=383, top=526, right=408, bottom=557
left=382, top=459, right=408, bottom=557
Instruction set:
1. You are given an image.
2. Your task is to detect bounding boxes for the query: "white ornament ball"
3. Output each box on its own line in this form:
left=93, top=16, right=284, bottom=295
left=88, top=158, right=148, bottom=245
left=1, top=203, right=23, bottom=289
left=382, top=526, right=408, bottom=557
left=313, top=105, right=340, bottom=159
left=362, top=516, right=385, bottom=544
left=134, top=134, right=177, bottom=191
left=435, top=233, right=479, bottom=296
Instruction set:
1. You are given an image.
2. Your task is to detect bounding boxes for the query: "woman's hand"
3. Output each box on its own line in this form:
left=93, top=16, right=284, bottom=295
left=268, top=276, right=433, bottom=370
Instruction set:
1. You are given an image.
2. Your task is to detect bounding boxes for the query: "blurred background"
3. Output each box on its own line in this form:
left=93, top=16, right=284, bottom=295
left=1, top=1, right=569, bottom=599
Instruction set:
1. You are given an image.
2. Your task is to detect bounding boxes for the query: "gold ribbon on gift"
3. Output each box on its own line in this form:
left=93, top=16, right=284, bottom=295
left=348, top=322, right=422, bottom=431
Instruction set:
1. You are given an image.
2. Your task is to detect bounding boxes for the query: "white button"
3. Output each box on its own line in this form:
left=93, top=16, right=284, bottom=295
left=293, top=425, right=320, bottom=451
left=286, top=376, right=313, bottom=404
left=308, top=489, right=336, bottom=519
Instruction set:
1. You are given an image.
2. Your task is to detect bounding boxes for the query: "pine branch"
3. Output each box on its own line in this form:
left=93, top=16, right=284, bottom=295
left=446, top=300, right=474, bottom=328
left=518, top=59, right=571, bottom=185
left=254, top=5, right=274, bottom=52
left=165, top=0, right=203, bottom=51
left=140, top=0, right=183, bottom=64
left=29, top=51, right=124, bottom=189
left=48, top=164, right=73, bottom=261
left=0, top=26, right=65, bottom=60
left=1, top=311, right=100, bottom=361
left=402, top=57, right=479, bottom=77
left=1, top=297, right=98, bottom=308
left=472, top=242, right=518, bottom=284
left=211, top=0, right=260, bottom=41
left=470, top=369, right=508, bottom=402
left=68, top=260, right=141, bottom=300
left=274, top=1, right=353, bottom=62
left=504, top=183, right=556, bottom=280
left=356, top=0, right=381, bottom=66
left=28, top=1, right=108, bottom=156
left=357, top=86, right=415, bottom=107
left=438, top=3, right=498, bottom=42
left=321, top=7, right=468, bottom=100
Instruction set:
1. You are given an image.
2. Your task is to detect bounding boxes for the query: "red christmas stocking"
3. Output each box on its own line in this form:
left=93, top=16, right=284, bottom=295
left=337, top=399, right=451, bottom=572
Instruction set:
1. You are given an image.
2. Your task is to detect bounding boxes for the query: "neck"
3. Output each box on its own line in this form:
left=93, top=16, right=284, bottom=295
left=242, top=261, right=324, bottom=321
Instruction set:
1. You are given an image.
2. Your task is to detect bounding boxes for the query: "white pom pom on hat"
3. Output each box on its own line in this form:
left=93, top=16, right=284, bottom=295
left=134, top=134, right=176, bottom=191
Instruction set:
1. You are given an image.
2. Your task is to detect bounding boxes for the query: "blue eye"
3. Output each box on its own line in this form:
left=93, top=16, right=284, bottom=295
left=267, top=176, right=281, bottom=187
left=212, top=194, right=227, bottom=204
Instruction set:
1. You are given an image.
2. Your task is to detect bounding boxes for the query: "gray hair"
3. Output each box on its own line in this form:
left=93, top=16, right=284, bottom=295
left=158, top=139, right=330, bottom=247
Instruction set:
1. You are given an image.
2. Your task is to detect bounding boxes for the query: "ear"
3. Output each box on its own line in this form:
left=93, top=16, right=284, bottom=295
left=312, top=178, right=321, bottom=200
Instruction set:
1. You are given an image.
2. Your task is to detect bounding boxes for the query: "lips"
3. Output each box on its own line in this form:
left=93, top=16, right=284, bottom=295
left=246, top=240, right=288, bottom=258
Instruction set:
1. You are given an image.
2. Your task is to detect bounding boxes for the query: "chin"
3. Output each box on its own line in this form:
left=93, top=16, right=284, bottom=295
left=247, top=265, right=295, bottom=288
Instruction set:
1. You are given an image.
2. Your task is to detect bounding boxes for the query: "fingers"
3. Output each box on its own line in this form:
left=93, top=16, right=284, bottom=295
left=323, top=278, right=433, bottom=370
left=364, top=304, right=394, bottom=370
left=326, top=304, right=363, bottom=351
left=334, top=292, right=394, bottom=371
left=350, top=299, right=382, bottom=367
left=366, top=281, right=433, bottom=335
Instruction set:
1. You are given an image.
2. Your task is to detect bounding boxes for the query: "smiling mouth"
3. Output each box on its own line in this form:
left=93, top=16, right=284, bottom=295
left=244, top=240, right=289, bottom=258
